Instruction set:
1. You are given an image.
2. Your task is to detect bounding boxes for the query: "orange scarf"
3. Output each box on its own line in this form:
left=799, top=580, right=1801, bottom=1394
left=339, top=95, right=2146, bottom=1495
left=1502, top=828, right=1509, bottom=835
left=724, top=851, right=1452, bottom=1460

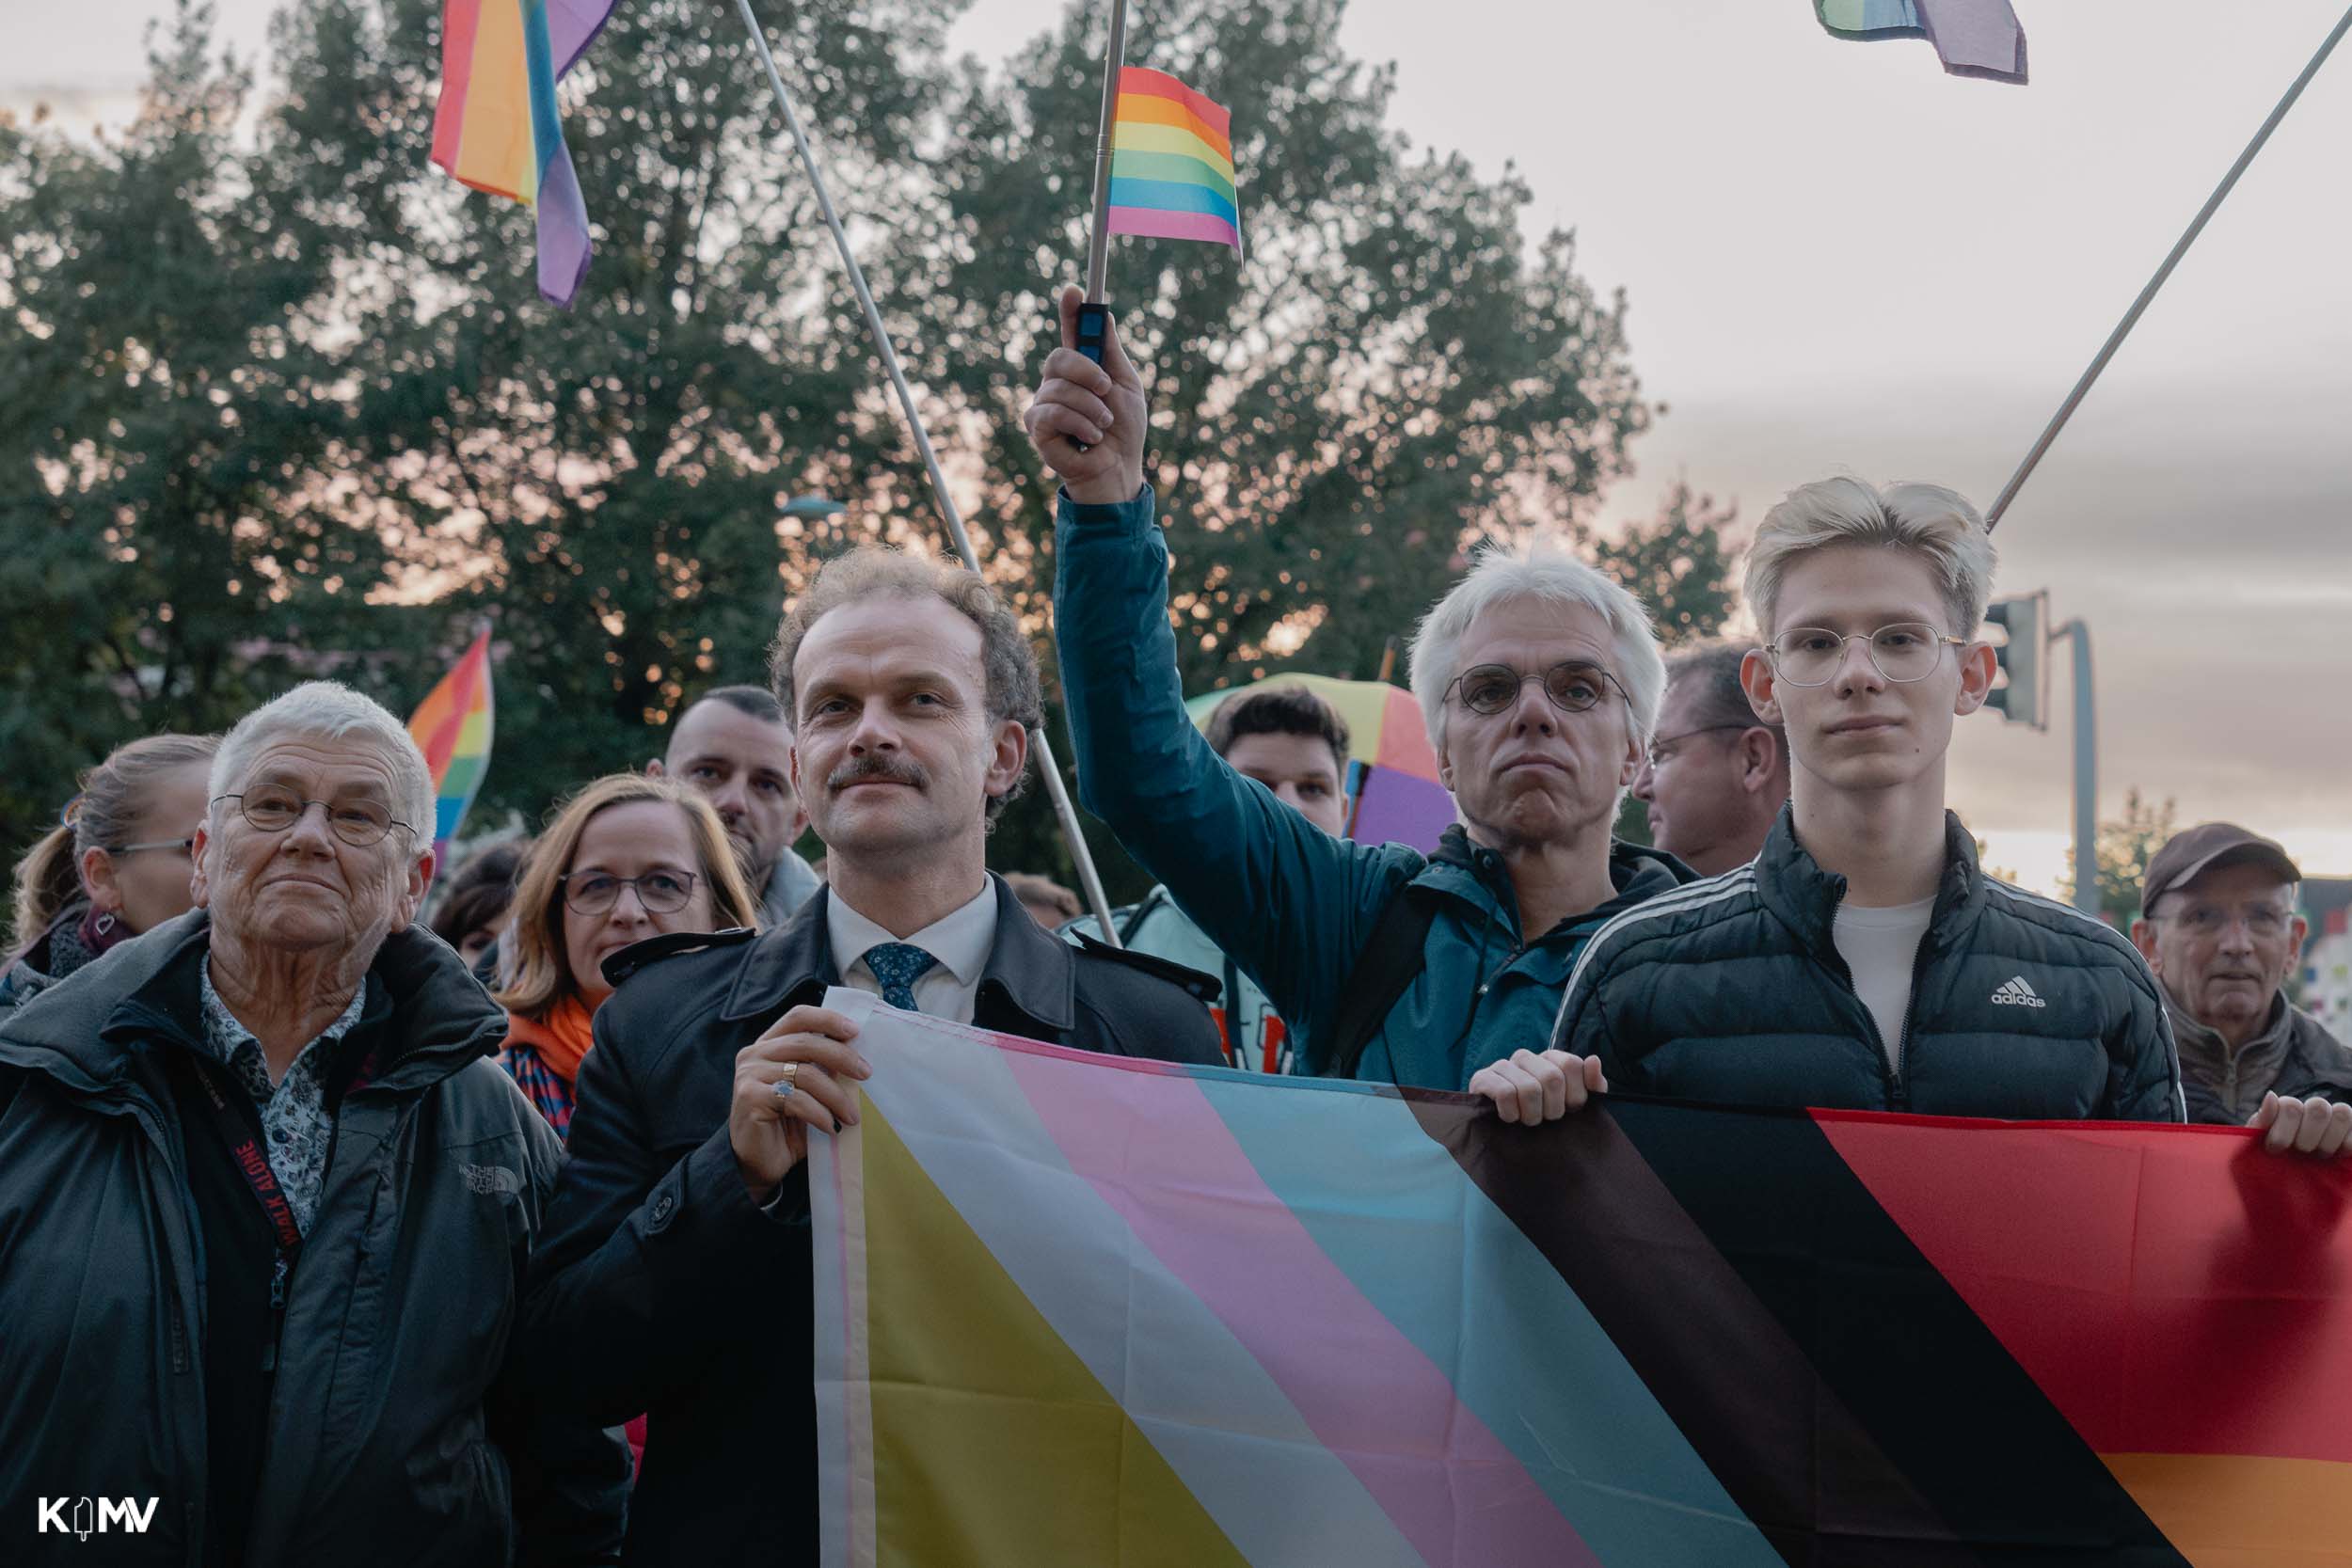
left=505, top=992, right=599, bottom=1084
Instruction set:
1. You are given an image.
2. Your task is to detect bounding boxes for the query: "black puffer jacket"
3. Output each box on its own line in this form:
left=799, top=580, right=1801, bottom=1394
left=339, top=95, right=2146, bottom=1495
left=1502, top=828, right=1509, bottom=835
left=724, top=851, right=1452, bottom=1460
left=1550, top=809, right=2185, bottom=1121
left=0, top=912, right=628, bottom=1567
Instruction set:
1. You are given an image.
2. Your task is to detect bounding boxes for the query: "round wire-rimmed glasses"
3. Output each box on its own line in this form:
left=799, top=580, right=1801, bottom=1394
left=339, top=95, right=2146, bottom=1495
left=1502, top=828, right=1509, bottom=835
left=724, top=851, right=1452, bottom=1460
left=1446, top=661, right=1629, bottom=717
left=213, top=789, right=415, bottom=847
left=1762, top=624, right=1966, bottom=688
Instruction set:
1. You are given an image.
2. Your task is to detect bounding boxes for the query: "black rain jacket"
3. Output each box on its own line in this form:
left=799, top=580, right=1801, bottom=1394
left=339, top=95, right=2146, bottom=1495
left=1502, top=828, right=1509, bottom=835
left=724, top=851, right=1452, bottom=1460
left=0, top=911, right=628, bottom=1567
left=520, top=875, right=1224, bottom=1566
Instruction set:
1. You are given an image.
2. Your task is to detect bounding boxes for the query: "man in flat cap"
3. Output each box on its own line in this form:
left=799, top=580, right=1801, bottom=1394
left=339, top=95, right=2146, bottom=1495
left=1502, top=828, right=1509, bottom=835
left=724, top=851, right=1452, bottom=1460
left=2132, top=823, right=2352, bottom=1154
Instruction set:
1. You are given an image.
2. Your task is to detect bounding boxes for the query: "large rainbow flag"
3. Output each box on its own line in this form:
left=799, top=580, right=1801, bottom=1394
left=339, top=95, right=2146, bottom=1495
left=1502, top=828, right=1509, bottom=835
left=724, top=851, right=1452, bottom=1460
left=405, top=627, right=496, bottom=879
left=1106, top=66, right=1243, bottom=257
left=1816, top=0, right=2028, bottom=83
left=430, top=0, right=615, bottom=306
left=813, top=993, right=2352, bottom=1566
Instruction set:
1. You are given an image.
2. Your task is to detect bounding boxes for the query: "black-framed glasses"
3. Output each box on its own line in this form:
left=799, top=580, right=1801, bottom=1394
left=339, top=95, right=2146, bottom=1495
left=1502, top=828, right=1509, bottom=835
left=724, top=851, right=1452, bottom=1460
left=1762, top=624, right=1966, bottom=688
left=107, top=836, right=196, bottom=859
left=214, top=789, right=414, bottom=847
left=560, top=869, right=700, bottom=916
left=1446, top=661, right=1629, bottom=718
left=1643, top=723, right=1752, bottom=770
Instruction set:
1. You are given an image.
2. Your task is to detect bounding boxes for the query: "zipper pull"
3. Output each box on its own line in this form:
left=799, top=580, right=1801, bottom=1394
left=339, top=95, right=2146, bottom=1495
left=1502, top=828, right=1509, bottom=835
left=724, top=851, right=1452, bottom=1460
left=269, top=1253, right=289, bottom=1312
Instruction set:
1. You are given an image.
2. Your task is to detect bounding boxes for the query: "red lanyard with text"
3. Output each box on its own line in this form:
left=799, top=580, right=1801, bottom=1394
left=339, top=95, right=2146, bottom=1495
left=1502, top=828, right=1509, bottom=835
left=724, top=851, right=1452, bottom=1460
left=185, top=1056, right=305, bottom=1338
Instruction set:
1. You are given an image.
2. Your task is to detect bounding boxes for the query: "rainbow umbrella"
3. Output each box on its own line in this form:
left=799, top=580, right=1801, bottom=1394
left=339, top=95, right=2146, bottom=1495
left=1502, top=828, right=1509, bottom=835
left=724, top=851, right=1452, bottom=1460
left=405, top=626, right=496, bottom=881
left=1184, top=673, right=1454, bottom=852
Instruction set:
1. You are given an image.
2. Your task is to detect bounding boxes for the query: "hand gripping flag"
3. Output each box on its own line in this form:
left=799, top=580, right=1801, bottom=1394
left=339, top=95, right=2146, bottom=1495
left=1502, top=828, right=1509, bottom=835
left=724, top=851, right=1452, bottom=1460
left=431, top=0, right=616, bottom=306
left=405, top=626, right=496, bottom=883
left=813, top=993, right=2352, bottom=1566
left=1107, top=66, right=1243, bottom=258
left=1817, top=0, right=2028, bottom=84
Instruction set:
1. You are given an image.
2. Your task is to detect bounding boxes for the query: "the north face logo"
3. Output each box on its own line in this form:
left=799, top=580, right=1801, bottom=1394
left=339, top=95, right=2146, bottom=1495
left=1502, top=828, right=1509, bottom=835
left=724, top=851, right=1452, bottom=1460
left=461, top=1163, right=521, bottom=1196
left=1991, top=976, right=2047, bottom=1008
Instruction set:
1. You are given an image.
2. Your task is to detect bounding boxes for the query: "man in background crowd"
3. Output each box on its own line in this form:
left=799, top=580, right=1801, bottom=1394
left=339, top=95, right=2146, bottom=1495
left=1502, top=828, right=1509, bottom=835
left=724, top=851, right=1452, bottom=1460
left=1065, top=684, right=1354, bottom=1071
left=2133, top=823, right=2352, bottom=1150
left=1631, top=640, right=1788, bottom=876
left=651, top=685, right=819, bottom=925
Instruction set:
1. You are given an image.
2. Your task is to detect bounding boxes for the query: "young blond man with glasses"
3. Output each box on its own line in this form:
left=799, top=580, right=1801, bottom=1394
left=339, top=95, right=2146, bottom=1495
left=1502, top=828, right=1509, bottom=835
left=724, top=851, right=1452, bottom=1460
left=1473, top=478, right=2185, bottom=1125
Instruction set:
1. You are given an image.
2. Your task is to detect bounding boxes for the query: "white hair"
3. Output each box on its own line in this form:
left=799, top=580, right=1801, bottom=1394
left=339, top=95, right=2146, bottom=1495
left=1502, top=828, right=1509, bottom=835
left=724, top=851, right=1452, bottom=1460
left=1743, top=477, right=1997, bottom=638
left=1406, top=540, right=1667, bottom=760
left=209, top=681, right=437, bottom=844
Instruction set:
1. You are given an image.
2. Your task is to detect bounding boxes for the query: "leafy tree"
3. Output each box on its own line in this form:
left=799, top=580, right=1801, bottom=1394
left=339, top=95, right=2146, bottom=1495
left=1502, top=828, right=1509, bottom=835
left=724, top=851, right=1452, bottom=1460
left=1585, top=483, right=1738, bottom=651
left=0, top=0, right=1692, bottom=907
left=258, top=0, right=958, bottom=827
left=0, top=4, right=426, bottom=856
left=2058, top=786, right=2178, bottom=929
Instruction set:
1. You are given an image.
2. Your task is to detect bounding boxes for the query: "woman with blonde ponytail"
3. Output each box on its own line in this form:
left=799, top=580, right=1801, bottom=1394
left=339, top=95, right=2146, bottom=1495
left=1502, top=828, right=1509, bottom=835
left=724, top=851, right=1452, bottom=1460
left=1, top=733, right=219, bottom=1020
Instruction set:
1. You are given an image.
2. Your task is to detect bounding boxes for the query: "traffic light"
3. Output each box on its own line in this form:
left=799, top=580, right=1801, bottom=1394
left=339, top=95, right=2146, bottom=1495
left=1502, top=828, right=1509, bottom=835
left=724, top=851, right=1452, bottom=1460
left=1983, top=592, right=2045, bottom=728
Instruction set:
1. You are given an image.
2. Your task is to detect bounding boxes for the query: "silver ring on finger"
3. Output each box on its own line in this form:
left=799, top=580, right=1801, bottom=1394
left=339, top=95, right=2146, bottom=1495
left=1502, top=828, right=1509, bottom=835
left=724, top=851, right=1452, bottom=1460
left=771, top=1061, right=800, bottom=1101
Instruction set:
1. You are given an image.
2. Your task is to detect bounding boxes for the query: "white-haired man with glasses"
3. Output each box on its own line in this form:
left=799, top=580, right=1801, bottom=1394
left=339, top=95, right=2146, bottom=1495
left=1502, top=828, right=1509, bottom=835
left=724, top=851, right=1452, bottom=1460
left=1493, top=478, right=2186, bottom=1127
left=1025, top=291, right=1694, bottom=1095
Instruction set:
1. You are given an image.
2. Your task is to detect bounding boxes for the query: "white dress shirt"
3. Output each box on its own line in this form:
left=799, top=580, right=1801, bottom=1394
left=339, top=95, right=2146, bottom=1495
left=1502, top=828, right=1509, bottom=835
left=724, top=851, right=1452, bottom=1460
left=826, top=879, right=998, bottom=1024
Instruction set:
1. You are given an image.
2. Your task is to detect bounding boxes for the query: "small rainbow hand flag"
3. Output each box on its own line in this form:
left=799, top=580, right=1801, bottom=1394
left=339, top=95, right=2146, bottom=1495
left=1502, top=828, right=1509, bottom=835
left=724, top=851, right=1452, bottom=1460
left=1107, top=66, right=1243, bottom=259
left=431, top=0, right=615, bottom=308
left=406, top=627, right=497, bottom=883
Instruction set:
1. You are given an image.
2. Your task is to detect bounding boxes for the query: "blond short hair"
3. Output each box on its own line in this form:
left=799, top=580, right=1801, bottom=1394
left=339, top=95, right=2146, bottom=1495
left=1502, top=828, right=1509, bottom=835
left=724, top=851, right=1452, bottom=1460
left=493, top=773, right=757, bottom=1018
left=1743, top=478, right=1996, bottom=637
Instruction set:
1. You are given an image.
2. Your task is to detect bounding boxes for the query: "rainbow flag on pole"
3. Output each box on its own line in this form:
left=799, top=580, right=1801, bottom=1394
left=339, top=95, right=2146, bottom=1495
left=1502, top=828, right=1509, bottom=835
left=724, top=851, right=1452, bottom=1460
left=1107, top=66, right=1243, bottom=258
left=1816, top=0, right=2028, bottom=83
left=814, top=994, right=2352, bottom=1565
left=431, top=0, right=615, bottom=307
left=405, top=627, right=496, bottom=879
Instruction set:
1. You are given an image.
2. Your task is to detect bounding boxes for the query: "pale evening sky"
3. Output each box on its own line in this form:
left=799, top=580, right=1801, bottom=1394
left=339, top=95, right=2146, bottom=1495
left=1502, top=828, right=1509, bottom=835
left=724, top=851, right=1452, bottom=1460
left=12, top=0, right=2350, bottom=890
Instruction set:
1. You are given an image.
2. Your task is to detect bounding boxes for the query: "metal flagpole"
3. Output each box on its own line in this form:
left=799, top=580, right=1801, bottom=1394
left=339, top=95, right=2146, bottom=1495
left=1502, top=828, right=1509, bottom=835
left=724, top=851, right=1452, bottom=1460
left=1082, top=0, right=1132, bottom=306
left=731, top=0, right=1125, bottom=942
left=1984, top=1, right=2352, bottom=531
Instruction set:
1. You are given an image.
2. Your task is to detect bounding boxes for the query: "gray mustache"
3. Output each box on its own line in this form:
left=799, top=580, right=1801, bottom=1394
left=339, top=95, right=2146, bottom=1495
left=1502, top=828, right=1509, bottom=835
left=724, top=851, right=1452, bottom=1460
left=828, top=754, right=929, bottom=791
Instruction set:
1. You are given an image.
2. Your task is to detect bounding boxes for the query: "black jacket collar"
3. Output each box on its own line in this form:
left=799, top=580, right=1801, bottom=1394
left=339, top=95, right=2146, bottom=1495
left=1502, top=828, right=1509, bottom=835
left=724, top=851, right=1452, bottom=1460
left=1754, top=803, right=1988, bottom=955
left=719, top=873, right=1077, bottom=1037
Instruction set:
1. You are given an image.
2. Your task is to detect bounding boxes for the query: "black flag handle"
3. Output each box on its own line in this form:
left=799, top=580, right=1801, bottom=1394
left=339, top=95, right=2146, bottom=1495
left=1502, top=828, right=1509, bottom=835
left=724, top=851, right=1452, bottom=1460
left=1074, top=302, right=1112, bottom=367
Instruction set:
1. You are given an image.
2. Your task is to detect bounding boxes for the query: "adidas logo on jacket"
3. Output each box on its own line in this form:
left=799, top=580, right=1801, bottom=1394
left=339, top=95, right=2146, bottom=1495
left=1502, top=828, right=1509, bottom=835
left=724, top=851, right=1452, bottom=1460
left=1550, top=808, right=2184, bottom=1121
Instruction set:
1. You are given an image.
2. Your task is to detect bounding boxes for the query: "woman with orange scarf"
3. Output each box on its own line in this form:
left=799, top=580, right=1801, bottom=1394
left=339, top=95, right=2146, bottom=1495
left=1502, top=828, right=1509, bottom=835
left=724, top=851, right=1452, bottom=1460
left=495, top=774, right=757, bottom=1140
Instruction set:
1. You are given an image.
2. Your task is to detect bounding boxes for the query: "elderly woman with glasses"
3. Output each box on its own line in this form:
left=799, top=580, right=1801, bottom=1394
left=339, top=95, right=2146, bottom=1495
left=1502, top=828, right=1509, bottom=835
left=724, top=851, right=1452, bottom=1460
left=0, top=681, right=628, bottom=1565
left=496, top=773, right=756, bottom=1141
left=2, top=732, right=219, bottom=1021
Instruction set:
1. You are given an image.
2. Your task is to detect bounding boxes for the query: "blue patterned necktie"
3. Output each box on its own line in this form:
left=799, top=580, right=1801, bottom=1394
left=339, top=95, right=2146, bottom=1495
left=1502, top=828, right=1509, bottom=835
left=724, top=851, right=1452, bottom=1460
left=864, top=942, right=939, bottom=1012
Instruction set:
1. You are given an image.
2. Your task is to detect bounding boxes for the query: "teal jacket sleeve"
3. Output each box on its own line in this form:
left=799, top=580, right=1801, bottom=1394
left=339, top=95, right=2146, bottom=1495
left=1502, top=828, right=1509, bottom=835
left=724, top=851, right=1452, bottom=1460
left=1053, top=486, right=1417, bottom=1071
